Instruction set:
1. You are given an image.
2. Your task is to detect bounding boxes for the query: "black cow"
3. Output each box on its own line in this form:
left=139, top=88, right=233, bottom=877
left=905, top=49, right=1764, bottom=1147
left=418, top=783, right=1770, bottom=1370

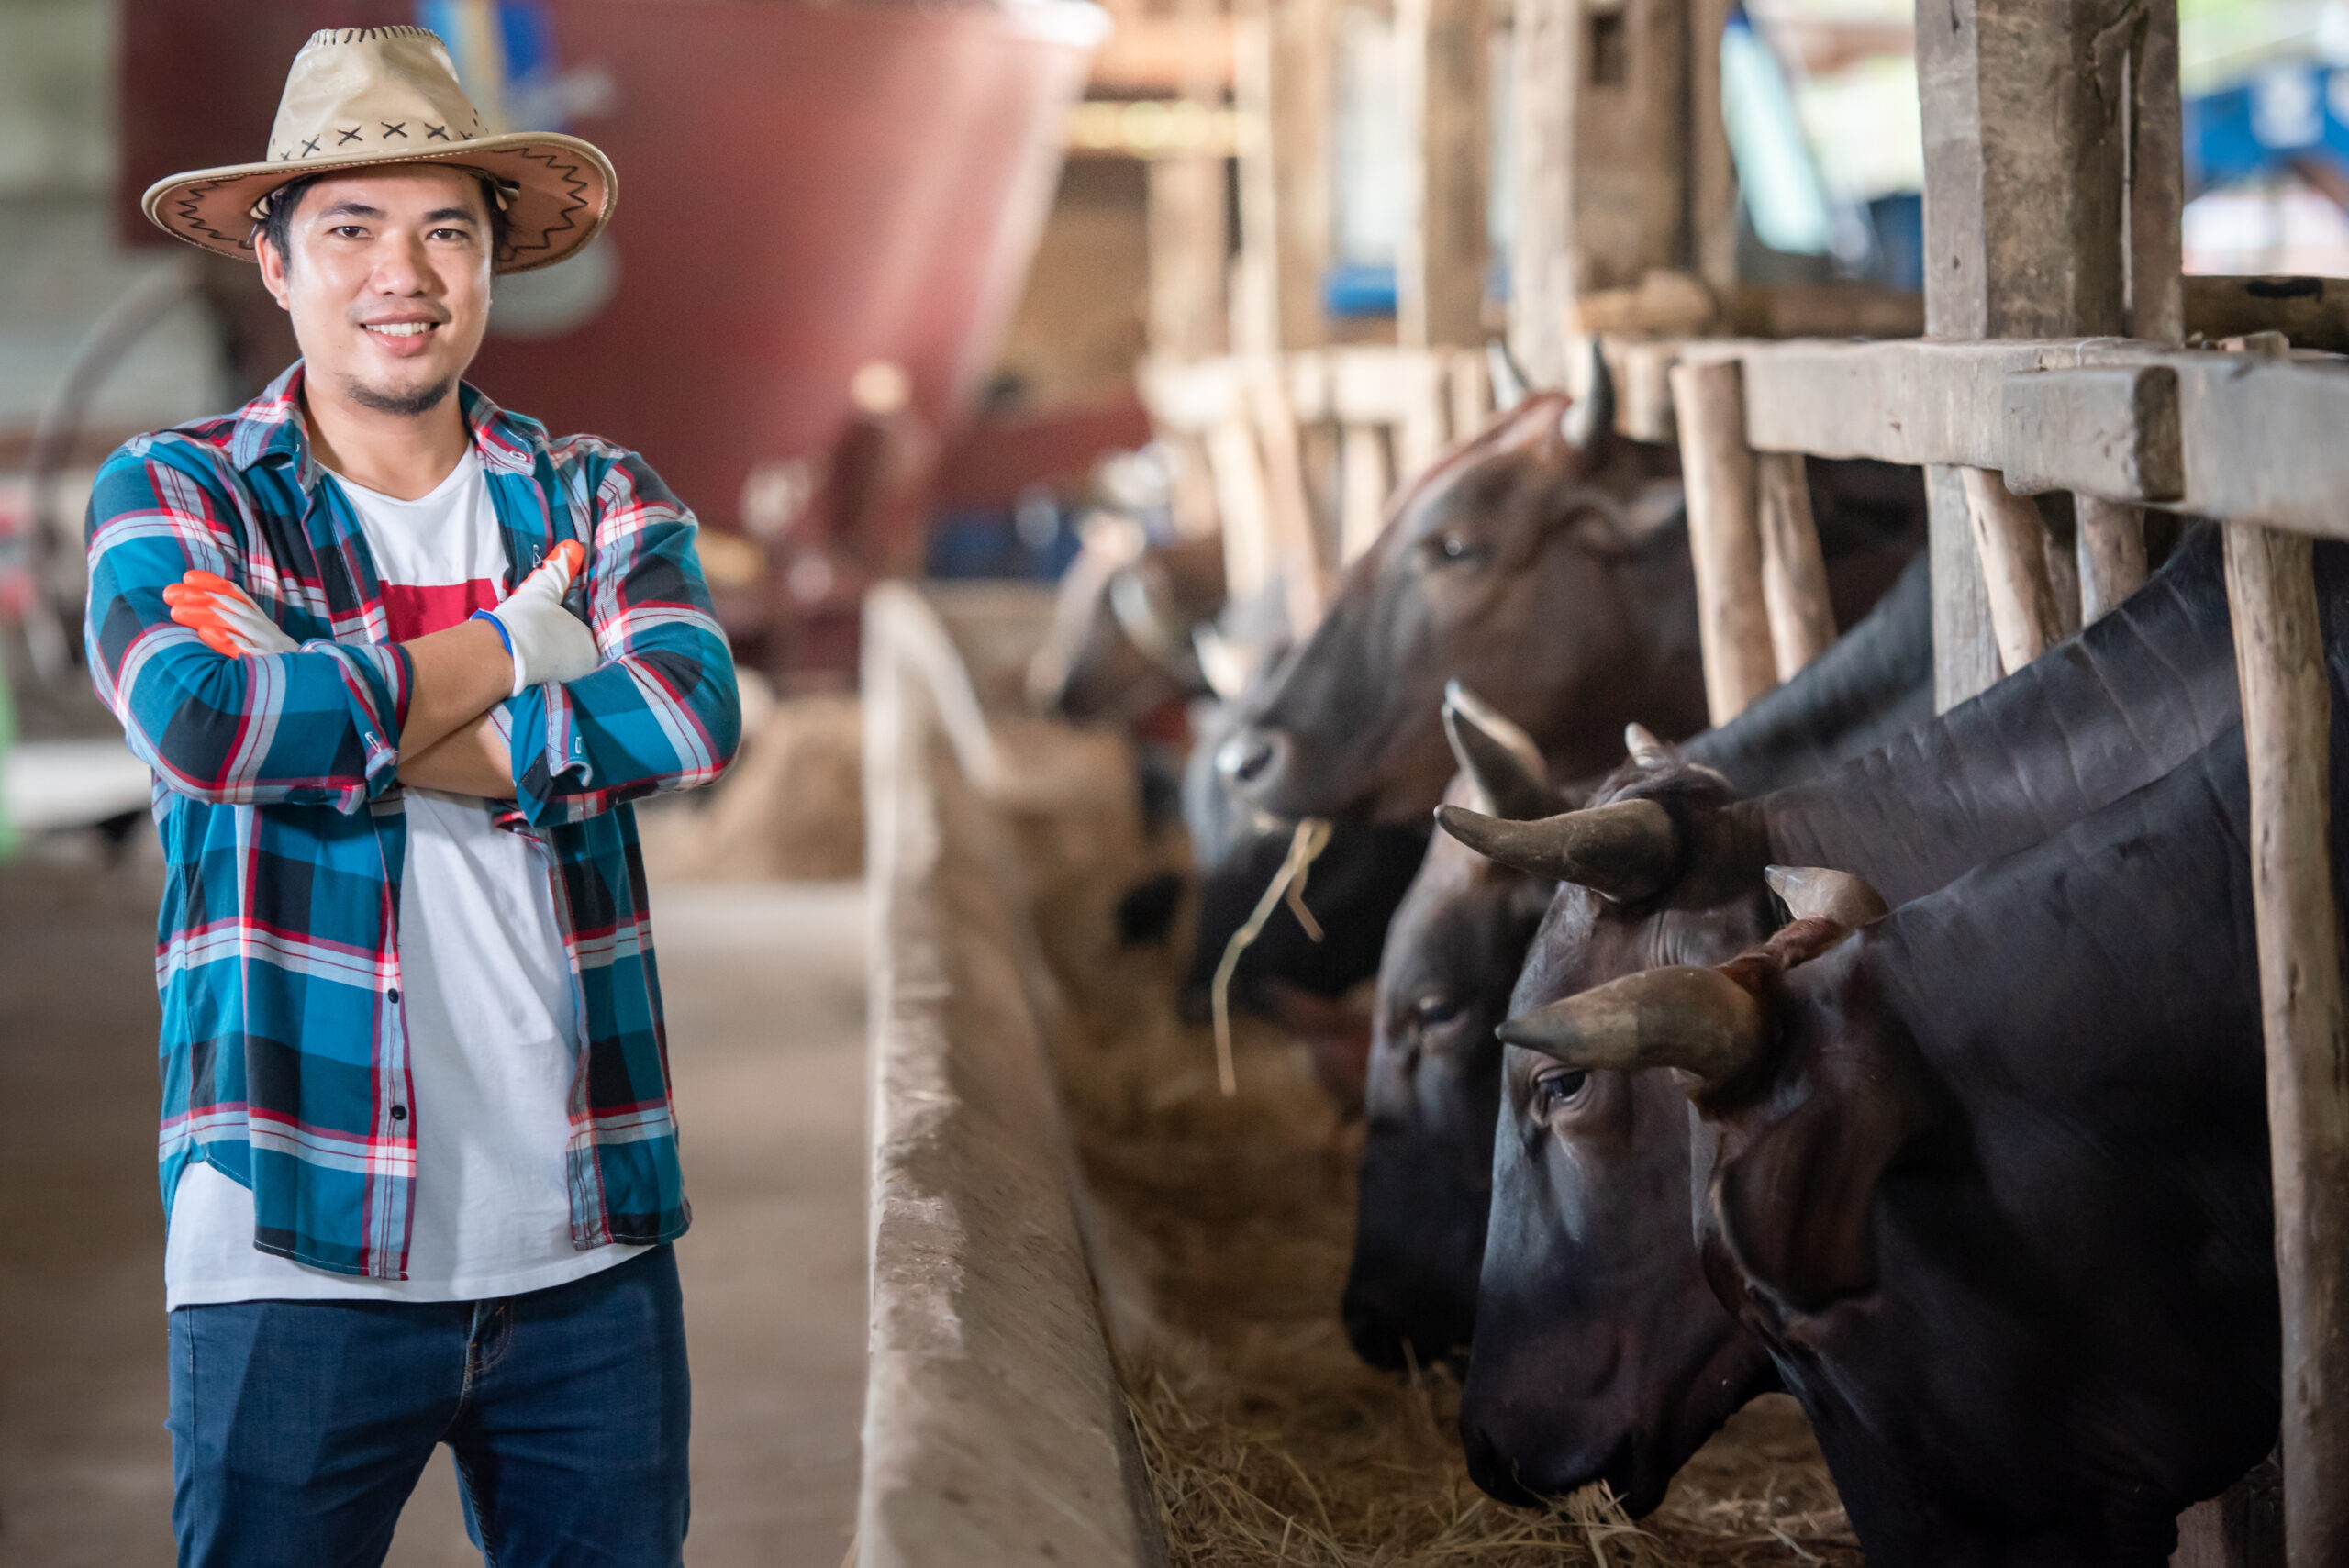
left=1341, top=554, right=1931, bottom=1368
left=1437, top=527, right=2256, bottom=1516
left=1500, top=712, right=2310, bottom=1564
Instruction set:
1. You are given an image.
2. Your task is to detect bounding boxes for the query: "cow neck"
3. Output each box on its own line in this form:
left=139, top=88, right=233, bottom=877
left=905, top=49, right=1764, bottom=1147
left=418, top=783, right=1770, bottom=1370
left=1684, top=550, right=1934, bottom=795
left=1755, top=528, right=2242, bottom=908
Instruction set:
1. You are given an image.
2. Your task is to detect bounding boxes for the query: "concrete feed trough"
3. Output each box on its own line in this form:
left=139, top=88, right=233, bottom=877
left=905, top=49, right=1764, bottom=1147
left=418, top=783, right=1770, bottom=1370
left=858, top=581, right=1166, bottom=1568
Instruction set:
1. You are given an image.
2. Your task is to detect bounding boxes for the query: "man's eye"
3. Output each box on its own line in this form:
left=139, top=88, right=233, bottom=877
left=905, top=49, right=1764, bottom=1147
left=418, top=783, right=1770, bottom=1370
left=328, top=226, right=366, bottom=239
left=1532, top=1068, right=1590, bottom=1118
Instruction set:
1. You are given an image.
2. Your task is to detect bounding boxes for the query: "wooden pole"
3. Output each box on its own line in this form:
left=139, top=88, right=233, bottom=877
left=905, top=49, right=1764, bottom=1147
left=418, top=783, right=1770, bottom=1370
left=1147, top=161, right=1230, bottom=360
left=1688, top=0, right=1737, bottom=295
left=1143, top=0, right=1230, bottom=361
left=1448, top=347, right=1490, bottom=439
left=2128, top=0, right=2186, bottom=344
left=1398, top=0, right=1490, bottom=350
left=1338, top=422, right=1391, bottom=565
left=1753, top=451, right=1837, bottom=682
left=1917, top=0, right=2152, bottom=709
left=2224, top=522, right=2349, bottom=1568
left=1250, top=365, right=1328, bottom=635
left=1669, top=358, right=1776, bottom=723
left=1957, top=467, right=2065, bottom=675
left=2076, top=496, right=2149, bottom=625
left=1264, top=0, right=1335, bottom=351
left=1508, top=0, right=1687, bottom=387
left=1508, top=0, right=1574, bottom=386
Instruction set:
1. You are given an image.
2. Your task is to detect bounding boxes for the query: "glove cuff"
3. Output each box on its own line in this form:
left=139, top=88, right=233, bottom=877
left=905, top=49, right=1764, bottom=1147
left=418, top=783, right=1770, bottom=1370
left=470, top=608, right=515, bottom=656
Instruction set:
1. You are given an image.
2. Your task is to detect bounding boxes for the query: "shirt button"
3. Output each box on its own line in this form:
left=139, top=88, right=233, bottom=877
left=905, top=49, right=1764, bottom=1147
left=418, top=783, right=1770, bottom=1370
left=385, top=988, right=401, bottom=1005
left=391, top=1105, right=408, bottom=1121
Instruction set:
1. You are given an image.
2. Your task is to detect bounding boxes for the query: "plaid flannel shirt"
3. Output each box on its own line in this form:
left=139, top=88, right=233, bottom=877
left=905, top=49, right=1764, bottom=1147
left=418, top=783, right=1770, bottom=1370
left=84, top=362, right=740, bottom=1279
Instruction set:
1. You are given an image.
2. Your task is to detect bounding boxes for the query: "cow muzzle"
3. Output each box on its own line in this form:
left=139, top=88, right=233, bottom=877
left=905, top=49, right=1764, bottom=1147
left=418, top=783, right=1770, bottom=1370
left=1216, top=725, right=1293, bottom=801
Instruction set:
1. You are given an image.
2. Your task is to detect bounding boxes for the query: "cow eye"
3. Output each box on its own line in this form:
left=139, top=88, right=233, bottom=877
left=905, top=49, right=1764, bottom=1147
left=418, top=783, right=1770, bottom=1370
left=1427, top=533, right=1485, bottom=566
left=1532, top=1067, right=1590, bottom=1118
left=1414, top=995, right=1462, bottom=1029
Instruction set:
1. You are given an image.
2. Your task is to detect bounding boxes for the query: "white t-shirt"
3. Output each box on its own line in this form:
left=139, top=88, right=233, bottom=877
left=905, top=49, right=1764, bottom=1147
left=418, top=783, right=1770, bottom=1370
left=164, top=450, right=645, bottom=1308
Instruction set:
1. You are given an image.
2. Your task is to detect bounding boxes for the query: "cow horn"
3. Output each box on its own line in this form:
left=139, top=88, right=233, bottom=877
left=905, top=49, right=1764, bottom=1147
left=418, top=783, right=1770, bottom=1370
left=1486, top=339, right=1531, bottom=414
left=1192, top=625, right=1249, bottom=701
left=1623, top=722, right=1673, bottom=768
left=1433, top=796, right=1679, bottom=901
left=1558, top=339, right=1615, bottom=453
left=1497, top=965, right=1764, bottom=1085
left=1443, top=682, right=1557, bottom=821
left=1765, top=865, right=1890, bottom=929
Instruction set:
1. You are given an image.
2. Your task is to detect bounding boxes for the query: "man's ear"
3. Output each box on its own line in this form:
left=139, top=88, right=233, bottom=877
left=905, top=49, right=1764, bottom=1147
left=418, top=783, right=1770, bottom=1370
left=258, top=235, right=292, bottom=310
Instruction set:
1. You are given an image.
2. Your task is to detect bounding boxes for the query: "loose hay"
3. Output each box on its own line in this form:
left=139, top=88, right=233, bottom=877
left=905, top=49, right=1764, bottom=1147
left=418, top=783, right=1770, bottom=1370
left=1042, top=938, right=1863, bottom=1568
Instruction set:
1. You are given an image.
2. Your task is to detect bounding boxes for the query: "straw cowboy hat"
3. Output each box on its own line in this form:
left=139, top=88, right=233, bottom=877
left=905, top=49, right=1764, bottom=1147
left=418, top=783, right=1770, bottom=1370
left=141, top=26, right=615, bottom=274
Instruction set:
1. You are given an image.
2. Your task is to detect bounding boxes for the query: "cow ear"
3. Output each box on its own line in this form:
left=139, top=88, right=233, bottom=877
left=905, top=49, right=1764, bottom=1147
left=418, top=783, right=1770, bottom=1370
left=1443, top=682, right=1559, bottom=820
left=1765, top=866, right=1888, bottom=929
left=1558, top=337, right=1614, bottom=458
left=1706, top=975, right=1933, bottom=1313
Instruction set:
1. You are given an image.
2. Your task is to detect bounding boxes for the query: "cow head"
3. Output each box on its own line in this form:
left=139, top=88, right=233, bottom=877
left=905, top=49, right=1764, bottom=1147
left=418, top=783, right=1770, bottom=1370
left=1341, top=686, right=1560, bottom=1371
left=1433, top=755, right=1792, bottom=1512
left=1215, top=358, right=1702, bottom=823
left=1498, top=872, right=1923, bottom=1318
left=1030, top=524, right=1227, bottom=726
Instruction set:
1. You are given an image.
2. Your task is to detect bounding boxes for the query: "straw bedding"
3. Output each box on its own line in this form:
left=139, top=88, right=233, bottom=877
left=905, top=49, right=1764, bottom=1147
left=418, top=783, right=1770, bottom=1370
left=1041, top=929, right=1864, bottom=1568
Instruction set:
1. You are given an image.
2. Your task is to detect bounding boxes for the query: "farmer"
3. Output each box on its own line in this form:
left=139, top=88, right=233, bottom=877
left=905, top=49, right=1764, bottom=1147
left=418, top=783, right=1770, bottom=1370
left=84, top=26, right=739, bottom=1564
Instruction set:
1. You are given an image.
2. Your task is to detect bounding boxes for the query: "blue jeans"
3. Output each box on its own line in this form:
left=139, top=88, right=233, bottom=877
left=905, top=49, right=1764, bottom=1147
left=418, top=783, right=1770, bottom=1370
left=168, top=1246, right=690, bottom=1568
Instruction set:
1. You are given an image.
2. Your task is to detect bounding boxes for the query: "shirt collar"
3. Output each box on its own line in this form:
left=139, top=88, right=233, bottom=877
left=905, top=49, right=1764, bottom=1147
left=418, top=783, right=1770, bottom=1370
left=228, top=361, right=548, bottom=486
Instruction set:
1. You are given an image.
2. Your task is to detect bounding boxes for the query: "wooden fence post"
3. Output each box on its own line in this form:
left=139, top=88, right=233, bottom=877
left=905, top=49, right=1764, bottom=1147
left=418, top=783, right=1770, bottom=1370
left=1957, top=468, right=2065, bottom=676
left=1398, top=0, right=1490, bottom=350
left=1918, top=0, right=2155, bottom=709
left=1753, top=451, right=1837, bottom=682
left=1688, top=0, right=1737, bottom=296
left=2225, top=523, right=2349, bottom=1568
left=1507, top=0, right=1574, bottom=386
left=1249, top=363, right=1329, bottom=635
left=1508, top=0, right=1687, bottom=387
left=1338, top=423, right=1391, bottom=565
left=2076, top=496, right=2150, bottom=625
left=1669, top=358, right=1775, bottom=722
left=1143, top=0, right=1230, bottom=361
left=1231, top=0, right=1330, bottom=355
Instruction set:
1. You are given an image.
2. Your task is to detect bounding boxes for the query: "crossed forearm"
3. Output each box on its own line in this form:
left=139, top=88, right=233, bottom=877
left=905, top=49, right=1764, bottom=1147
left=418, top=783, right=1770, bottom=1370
left=394, top=621, right=520, bottom=798
left=165, top=542, right=596, bottom=805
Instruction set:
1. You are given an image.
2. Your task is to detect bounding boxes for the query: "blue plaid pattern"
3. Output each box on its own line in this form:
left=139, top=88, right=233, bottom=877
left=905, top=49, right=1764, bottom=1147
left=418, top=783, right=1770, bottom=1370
left=85, top=362, right=740, bottom=1278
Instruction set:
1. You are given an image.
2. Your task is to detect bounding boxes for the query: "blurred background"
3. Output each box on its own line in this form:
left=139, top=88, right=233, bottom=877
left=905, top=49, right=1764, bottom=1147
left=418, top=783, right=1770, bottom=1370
left=2, top=0, right=2346, bottom=1562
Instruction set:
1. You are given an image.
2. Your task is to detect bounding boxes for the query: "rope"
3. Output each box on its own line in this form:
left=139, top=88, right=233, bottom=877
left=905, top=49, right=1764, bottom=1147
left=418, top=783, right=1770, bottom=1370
left=1209, top=817, right=1331, bottom=1097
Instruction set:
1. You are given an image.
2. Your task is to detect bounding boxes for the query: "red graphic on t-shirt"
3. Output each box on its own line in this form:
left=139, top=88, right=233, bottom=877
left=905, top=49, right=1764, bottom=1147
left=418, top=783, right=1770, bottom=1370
left=382, top=580, right=504, bottom=642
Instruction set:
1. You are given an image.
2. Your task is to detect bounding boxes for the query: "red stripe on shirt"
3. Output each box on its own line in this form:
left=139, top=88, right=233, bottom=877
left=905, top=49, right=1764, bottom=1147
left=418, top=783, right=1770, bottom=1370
left=381, top=580, right=502, bottom=642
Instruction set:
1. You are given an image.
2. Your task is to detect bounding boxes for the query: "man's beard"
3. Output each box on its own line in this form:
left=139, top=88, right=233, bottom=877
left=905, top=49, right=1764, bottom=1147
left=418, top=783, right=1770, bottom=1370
left=340, top=372, right=456, bottom=418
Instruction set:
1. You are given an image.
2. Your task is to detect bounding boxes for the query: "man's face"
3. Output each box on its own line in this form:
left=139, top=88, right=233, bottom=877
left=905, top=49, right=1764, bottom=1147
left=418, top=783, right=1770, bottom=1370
left=258, top=166, right=494, bottom=417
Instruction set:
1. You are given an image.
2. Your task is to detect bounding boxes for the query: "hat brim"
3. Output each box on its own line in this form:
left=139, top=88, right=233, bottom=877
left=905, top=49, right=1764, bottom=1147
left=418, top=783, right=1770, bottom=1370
left=140, top=132, right=617, bottom=275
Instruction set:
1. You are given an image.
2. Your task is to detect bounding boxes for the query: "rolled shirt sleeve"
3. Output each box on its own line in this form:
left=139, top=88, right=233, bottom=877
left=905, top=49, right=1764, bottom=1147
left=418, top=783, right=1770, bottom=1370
left=83, top=439, right=410, bottom=812
left=502, top=442, right=740, bottom=827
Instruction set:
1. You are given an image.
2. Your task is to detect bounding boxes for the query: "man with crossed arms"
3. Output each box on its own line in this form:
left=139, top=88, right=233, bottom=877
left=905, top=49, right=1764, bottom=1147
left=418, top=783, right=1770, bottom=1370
left=86, top=27, right=739, bottom=1565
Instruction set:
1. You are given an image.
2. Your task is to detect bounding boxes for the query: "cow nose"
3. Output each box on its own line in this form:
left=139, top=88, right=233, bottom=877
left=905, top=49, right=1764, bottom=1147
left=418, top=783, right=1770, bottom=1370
left=1461, top=1418, right=1542, bottom=1507
left=1216, top=727, right=1288, bottom=791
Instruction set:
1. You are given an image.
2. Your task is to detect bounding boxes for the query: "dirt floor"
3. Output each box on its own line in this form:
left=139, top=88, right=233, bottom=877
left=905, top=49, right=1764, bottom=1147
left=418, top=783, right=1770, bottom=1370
left=0, top=845, right=867, bottom=1568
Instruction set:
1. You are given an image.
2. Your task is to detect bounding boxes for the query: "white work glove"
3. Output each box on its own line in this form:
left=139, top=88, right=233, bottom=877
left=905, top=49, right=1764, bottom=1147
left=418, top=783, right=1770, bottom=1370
left=473, top=539, right=599, bottom=696
left=163, top=571, right=299, bottom=657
